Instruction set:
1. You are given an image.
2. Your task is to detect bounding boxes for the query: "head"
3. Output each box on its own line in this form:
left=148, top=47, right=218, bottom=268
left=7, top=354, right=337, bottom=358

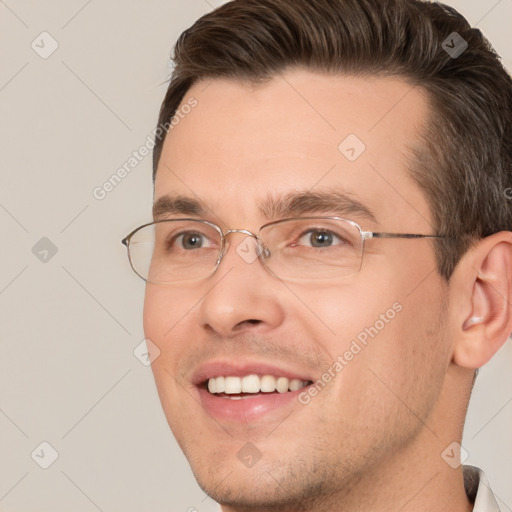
left=140, top=0, right=512, bottom=509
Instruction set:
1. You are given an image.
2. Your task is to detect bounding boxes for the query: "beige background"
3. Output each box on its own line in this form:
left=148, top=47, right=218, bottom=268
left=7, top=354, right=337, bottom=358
left=0, top=1, right=511, bottom=510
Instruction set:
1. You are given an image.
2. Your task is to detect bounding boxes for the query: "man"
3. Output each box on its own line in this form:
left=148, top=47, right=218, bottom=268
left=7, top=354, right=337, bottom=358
left=122, top=0, right=512, bottom=510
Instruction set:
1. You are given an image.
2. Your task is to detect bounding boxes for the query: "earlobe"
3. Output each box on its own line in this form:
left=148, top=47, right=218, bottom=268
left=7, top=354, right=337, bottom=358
left=451, top=232, right=512, bottom=369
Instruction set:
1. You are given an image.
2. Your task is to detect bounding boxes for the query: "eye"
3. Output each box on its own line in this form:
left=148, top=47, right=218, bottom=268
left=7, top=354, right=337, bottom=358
left=172, top=231, right=214, bottom=250
left=297, top=229, right=345, bottom=248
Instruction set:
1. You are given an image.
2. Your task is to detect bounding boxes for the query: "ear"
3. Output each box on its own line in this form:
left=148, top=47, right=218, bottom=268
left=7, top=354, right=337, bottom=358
left=450, top=231, right=512, bottom=369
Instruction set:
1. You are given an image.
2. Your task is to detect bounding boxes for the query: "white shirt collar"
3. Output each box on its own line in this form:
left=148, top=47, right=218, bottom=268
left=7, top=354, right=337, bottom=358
left=463, top=465, right=501, bottom=511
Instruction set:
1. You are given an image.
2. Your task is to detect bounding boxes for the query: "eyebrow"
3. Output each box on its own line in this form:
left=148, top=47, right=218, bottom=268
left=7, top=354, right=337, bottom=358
left=260, top=190, right=377, bottom=223
left=153, top=190, right=377, bottom=224
left=153, top=195, right=207, bottom=219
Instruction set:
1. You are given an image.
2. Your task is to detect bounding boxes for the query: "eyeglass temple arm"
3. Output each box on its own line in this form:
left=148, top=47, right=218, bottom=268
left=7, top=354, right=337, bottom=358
left=362, top=232, right=446, bottom=240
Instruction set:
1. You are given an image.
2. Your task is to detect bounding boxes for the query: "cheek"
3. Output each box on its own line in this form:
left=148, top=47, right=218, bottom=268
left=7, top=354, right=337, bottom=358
left=142, top=287, right=163, bottom=341
left=292, top=279, right=398, bottom=350
left=143, top=286, right=202, bottom=432
left=143, top=285, right=196, bottom=351
left=349, top=279, right=448, bottom=422
left=143, top=285, right=199, bottom=399
left=310, top=271, right=447, bottom=389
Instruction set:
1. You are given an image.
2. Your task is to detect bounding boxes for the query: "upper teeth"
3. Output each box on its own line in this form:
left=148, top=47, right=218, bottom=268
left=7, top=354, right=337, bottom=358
left=207, top=375, right=309, bottom=394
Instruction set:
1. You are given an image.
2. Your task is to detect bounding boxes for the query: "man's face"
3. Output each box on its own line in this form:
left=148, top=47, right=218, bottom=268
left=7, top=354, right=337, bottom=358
left=144, top=70, right=451, bottom=508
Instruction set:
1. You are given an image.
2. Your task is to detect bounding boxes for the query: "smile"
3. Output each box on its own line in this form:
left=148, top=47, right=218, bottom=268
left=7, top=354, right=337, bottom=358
left=193, top=362, right=315, bottom=421
left=206, top=374, right=312, bottom=398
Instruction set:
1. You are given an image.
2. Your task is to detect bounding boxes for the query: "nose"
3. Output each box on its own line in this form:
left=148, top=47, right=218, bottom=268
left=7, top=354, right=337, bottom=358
left=196, top=233, right=285, bottom=338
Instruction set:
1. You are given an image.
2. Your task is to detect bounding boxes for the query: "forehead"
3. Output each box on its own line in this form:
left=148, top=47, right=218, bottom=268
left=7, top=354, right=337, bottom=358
left=155, top=69, right=433, bottom=232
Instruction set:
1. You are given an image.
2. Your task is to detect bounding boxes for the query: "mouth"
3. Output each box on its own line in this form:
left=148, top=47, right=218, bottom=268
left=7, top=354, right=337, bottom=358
left=192, top=362, right=315, bottom=422
left=203, top=374, right=312, bottom=399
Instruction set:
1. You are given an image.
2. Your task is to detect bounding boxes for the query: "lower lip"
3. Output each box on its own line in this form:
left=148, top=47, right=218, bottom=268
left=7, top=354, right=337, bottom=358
left=197, top=386, right=307, bottom=422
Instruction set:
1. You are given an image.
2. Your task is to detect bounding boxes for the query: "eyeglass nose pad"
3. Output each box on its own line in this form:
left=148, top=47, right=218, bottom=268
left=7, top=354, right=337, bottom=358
left=247, top=237, right=270, bottom=260
left=259, top=244, right=271, bottom=259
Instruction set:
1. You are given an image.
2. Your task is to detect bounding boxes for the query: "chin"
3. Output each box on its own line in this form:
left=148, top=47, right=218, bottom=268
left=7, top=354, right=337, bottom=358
left=185, top=441, right=332, bottom=511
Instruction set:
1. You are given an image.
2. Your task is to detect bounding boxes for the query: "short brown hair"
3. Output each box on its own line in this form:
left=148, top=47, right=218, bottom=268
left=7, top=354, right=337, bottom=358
left=153, top=0, right=512, bottom=279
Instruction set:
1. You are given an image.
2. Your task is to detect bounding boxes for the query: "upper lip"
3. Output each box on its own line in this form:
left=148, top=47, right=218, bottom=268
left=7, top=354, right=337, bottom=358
left=191, top=359, right=315, bottom=386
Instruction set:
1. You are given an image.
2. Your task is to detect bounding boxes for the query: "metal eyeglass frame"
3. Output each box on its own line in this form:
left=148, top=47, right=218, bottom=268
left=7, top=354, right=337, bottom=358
left=121, top=216, right=447, bottom=283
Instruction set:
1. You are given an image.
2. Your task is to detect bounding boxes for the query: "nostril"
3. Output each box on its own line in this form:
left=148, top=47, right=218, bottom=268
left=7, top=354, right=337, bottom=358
left=236, top=319, right=262, bottom=329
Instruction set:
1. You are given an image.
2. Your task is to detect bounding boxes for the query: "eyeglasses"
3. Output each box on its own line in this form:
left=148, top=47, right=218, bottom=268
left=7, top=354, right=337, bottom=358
left=121, top=217, right=445, bottom=284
